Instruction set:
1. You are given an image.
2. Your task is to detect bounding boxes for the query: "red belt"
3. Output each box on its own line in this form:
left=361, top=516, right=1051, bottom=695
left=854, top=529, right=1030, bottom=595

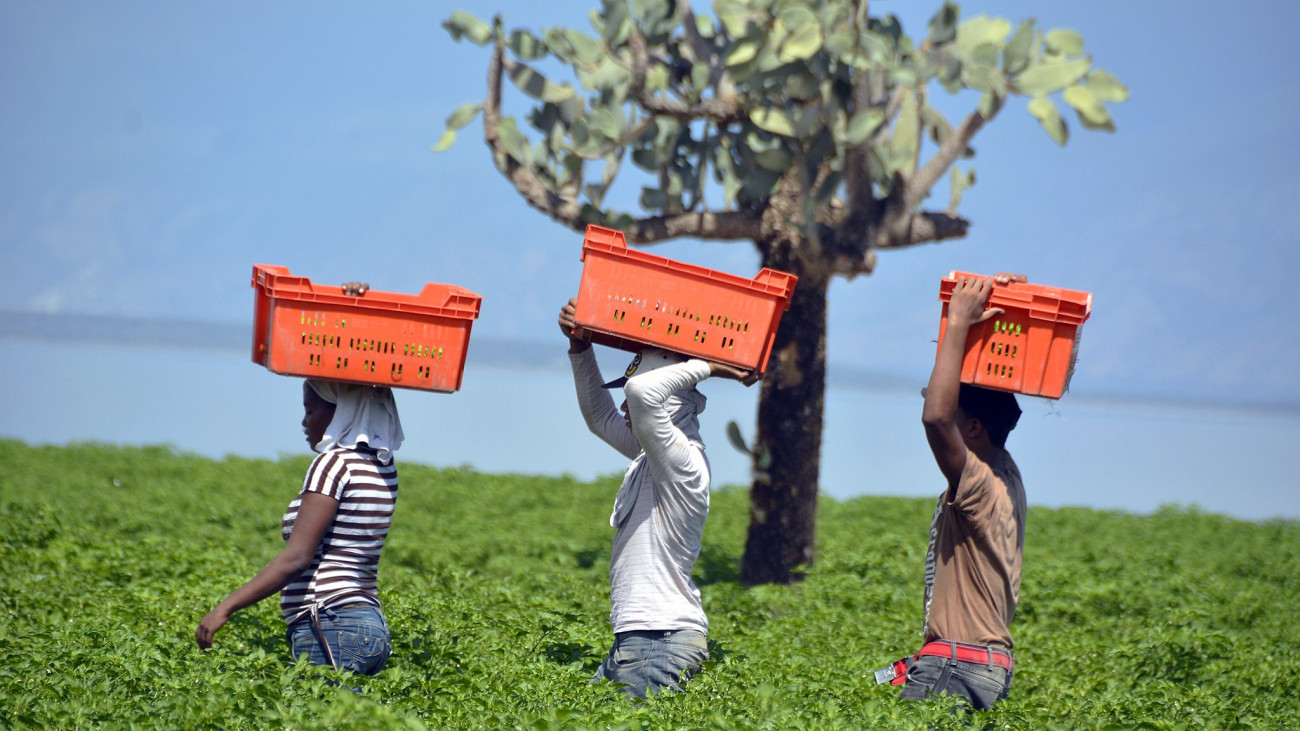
left=917, top=640, right=1014, bottom=671
left=876, top=640, right=1014, bottom=686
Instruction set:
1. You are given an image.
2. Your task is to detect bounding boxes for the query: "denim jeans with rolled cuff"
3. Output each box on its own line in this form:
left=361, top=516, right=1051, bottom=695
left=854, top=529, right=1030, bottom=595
left=899, top=653, right=1013, bottom=711
left=286, top=602, right=392, bottom=676
left=591, top=629, right=709, bottom=699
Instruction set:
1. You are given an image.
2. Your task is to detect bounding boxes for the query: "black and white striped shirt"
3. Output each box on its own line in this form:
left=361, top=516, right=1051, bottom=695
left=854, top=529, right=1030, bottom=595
left=280, top=447, right=398, bottom=625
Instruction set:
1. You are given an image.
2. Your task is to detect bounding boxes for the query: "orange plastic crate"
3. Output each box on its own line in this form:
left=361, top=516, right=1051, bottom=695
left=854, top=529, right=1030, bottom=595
left=251, top=264, right=481, bottom=392
left=936, top=271, right=1093, bottom=399
left=573, top=225, right=798, bottom=375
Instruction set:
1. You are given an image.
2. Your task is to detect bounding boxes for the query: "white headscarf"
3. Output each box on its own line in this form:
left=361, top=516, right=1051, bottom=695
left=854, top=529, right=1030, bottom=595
left=306, top=380, right=404, bottom=465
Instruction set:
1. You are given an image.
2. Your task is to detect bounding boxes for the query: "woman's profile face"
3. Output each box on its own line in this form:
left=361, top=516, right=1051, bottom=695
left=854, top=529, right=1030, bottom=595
left=301, top=383, right=336, bottom=451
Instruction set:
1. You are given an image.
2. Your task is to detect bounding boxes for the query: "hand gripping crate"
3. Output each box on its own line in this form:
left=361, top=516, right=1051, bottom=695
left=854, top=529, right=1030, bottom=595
left=572, top=225, right=798, bottom=375
left=251, top=264, right=482, bottom=392
left=936, top=271, right=1093, bottom=399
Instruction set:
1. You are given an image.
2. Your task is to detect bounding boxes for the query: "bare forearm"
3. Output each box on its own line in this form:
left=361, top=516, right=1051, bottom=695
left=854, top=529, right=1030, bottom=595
left=198, top=492, right=335, bottom=650
left=923, top=320, right=969, bottom=425
left=214, top=553, right=308, bottom=616
left=197, top=551, right=309, bottom=649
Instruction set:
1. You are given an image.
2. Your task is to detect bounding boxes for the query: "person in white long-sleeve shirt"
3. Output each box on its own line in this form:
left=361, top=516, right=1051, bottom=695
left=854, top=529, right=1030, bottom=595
left=558, top=299, right=756, bottom=699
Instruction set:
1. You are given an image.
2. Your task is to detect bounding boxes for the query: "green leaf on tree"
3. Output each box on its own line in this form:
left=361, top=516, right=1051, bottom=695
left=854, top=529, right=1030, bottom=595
left=578, top=57, right=632, bottom=93
left=1027, top=95, right=1068, bottom=146
left=715, top=0, right=753, bottom=38
left=497, top=117, right=529, bottom=162
left=1086, top=69, right=1130, bottom=103
left=546, top=28, right=604, bottom=65
left=1015, top=57, right=1090, bottom=96
left=948, top=165, right=975, bottom=212
left=1045, top=28, right=1085, bottom=57
left=446, top=102, right=484, bottom=131
left=751, top=107, right=797, bottom=137
left=754, top=147, right=794, bottom=172
left=927, top=2, right=959, bottom=46
left=726, top=420, right=751, bottom=455
left=508, top=30, right=548, bottom=60
left=443, top=11, right=493, bottom=45
left=890, top=90, right=919, bottom=172
left=922, top=106, right=953, bottom=145
left=508, top=63, right=576, bottom=103
left=957, top=15, right=1012, bottom=62
left=639, top=186, right=668, bottom=210
left=776, top=6, right=823, bottom=63
left=844, top=109, right=885, bottom=145
left=599, top=0, right=630, bottom=44
left=588, top=105, right=623, bottom=142
left=695, top=13, right=716, bottom=38
left=1063, top=85, right=1110, bottom=126
left=1002, top=20, right=1035, bottom=74
left=725, top=38, right=761, bottom=67
left=431, top=129, right=457, bottom=152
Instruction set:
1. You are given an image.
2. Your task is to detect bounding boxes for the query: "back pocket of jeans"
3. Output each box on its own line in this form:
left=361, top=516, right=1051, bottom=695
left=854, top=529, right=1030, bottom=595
left=612, top=645, right=647, bottom=670
left=959, top=664, right=1007, bottom=693
left=339, top=625, right=390, bottom=667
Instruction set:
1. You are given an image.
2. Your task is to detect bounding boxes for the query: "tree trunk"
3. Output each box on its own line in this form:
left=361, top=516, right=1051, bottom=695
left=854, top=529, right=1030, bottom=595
left=739, top=250, right=828, bottom=586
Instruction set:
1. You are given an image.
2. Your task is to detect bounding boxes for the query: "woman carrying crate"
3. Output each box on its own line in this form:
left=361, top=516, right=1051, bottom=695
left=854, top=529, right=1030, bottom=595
left=195, top=378, right=402, bottom=677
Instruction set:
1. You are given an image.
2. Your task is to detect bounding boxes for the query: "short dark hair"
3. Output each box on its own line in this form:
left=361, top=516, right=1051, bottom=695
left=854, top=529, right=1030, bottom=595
left=958, top=384, right=1022, bottom=448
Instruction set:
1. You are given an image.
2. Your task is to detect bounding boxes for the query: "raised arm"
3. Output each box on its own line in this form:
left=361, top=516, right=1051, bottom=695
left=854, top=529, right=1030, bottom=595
left=559, top=299, right=640, bottom=459
left=922, top=275, right=1004, bottom=494
left=623, top=359, right=713, bottom=479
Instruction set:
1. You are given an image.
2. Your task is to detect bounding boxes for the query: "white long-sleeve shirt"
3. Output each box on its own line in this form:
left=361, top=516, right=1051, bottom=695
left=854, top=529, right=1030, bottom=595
left=569, top=348, right=711, bottom=635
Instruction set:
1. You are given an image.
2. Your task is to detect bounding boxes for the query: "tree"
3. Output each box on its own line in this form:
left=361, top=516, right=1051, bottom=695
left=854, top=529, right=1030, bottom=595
left=438, top=0, right=1126, bottom=585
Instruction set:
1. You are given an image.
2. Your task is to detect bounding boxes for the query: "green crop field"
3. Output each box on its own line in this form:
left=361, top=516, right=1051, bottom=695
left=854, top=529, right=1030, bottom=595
left=2, top=439, right=1297, bottom=729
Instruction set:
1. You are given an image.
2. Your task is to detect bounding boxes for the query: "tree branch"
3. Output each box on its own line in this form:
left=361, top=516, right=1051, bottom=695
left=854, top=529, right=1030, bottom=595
left=905, top=104, right=992, bottom=211
left=629, top=33, right=744, bottom=123
left=840, top=84, right=909, bottom=236
left=484, top=38, right=756, bottom=243
left=624, top=210, right=762, bottom=244
left=484, top=37, right=584, bottom=228
left=870, top=210, right=970, bottom=249
left=680, top=2, right=719, bottom=86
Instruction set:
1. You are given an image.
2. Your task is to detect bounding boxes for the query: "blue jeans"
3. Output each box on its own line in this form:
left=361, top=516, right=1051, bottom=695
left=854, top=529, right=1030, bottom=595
left=591, top=629, right=709, bottom=699
left=286, top=603, right=392, bottom=676
left=899, top=654, right=1012, bottom=710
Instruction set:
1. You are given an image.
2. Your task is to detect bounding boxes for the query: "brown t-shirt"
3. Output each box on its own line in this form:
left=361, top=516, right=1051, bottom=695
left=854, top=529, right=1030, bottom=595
left=921, top=447, right=1026, bottom=649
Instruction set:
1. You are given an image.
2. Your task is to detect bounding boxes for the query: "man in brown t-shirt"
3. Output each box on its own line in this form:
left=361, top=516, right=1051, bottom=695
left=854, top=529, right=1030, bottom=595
left=887, top=273, right=1027, bottom=711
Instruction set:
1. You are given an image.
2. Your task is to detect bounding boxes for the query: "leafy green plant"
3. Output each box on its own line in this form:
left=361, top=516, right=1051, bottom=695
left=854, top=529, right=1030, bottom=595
left=1, top=439, right=1296, bottom=729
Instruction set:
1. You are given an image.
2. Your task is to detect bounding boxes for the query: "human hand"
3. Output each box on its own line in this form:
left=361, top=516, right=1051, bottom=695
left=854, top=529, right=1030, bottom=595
left=196, top=606, right=230, bottom=650
left=993, top=272, right=1027, bottom=285
left=557, top=298, right=590, bottom=352
left=342, top=281, right=369, bottom=296
left=947, top=275, right=1003, bottom=328
left=709, top=361, right=761, bottom=386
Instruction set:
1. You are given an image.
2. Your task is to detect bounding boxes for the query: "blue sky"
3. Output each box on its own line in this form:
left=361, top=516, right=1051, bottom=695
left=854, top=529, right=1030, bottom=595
left=2, top=1, right=1298, bottom=520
